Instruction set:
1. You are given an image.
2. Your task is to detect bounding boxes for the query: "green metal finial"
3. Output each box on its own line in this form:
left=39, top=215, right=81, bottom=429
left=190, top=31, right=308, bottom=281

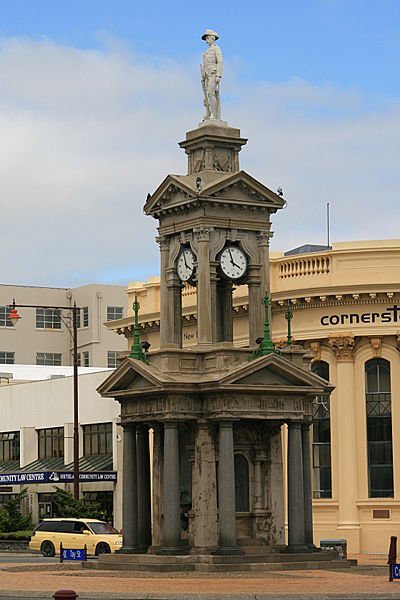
left=285, top=299, right=293, bottom=346
left=129, top=294, right=147, bottom=362
left=252, top=292, right=276, bottom=358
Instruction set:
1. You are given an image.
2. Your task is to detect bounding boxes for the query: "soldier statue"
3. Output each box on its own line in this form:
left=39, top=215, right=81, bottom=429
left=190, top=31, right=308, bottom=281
left=201, top=29, right=223, bottom=121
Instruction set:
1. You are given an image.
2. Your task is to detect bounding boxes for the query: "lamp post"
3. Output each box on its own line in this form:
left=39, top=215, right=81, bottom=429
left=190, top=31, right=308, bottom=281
left=9, top=300, right=81, bottom=500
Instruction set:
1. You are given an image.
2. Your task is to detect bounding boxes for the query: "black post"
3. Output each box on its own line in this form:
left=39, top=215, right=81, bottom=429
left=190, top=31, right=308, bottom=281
left=388, top=535, right=397, bottom=582
left=72, top=303, right=79, bottom=500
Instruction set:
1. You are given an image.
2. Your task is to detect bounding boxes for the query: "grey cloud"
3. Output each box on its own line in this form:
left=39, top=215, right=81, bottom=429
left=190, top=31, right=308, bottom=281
left=0, top=37, right=399, bottom=286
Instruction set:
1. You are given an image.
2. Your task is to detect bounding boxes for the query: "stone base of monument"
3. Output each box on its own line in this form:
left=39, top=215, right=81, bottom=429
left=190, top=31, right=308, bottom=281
left=87, top=549, right=357, bottom=573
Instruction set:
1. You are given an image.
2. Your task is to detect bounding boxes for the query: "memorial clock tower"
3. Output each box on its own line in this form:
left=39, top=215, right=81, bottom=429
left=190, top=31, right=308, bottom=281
left=144, top=122, right=284, bottom=350
left=98, top=30, right=336, bottom=570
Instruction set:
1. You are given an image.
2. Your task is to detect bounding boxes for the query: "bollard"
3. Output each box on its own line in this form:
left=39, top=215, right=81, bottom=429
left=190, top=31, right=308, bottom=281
left=53, top=591, right=78, bottom=600
left=387, top=535, right=397, bottom=582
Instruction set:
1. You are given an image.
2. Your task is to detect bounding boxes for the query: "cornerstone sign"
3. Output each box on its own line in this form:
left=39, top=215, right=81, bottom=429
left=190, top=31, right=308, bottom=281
left=321, top=305, right=400, bottom=327
left=0, top=471, right=117, bottom=484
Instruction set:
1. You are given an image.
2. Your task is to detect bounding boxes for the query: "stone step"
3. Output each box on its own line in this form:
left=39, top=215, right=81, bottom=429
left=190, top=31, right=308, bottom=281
left=89, top=557, right=355, bottom=573
left=95, top=550, right=338, bottom=566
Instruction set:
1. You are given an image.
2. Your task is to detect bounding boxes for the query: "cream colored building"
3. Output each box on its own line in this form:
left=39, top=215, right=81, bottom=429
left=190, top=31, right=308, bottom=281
left=107, top=239, right=400, bottom=554
left=0, top=283, right=127, bottom=368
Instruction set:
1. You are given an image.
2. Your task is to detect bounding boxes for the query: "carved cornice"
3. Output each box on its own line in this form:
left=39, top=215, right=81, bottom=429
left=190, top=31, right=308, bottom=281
left=328, top=335, right=356, bottom=360
left=309, top=341, right=321, bottom=361
left=156, top=235, right=169, bottom=251
left=369, top=337, right=382, bottom=358
left=257, top=230, right=274, bottom=247
left=193, top=225, right=211, bottom=242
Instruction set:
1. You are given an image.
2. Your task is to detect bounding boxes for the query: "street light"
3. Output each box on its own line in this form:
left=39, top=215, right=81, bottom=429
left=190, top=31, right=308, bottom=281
left=9, top=299, right=81, bottom=500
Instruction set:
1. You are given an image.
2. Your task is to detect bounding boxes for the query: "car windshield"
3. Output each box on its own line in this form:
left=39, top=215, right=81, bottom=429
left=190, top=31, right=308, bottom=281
left=86, top=522, right=119, bottom=535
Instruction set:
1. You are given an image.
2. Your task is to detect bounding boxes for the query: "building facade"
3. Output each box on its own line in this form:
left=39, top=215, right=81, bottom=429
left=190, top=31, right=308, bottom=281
left=0, top=368, right=122, bottom=527
left=0, top=283, right=127, bottom=368
left=108, top=239, right=400, bottom=554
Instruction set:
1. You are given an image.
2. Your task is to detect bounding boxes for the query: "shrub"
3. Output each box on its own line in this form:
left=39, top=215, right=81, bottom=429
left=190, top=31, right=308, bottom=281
left=52, top=488, right=105, bottom=520
left=0, top=489, right=32, bottom=533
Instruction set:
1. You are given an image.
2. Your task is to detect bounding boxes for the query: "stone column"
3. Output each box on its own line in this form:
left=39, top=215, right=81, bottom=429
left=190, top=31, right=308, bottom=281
left=247, top=268, right=262, bottom=349
left=192, top=420, right=218, bottom=552
left=287, top=421, right=307, bottom=552
left=257, top=230, right=273, bottom=300
left=150, top=425, right=163, bottom=551
left=216, top=280, right=233, bottom=342
left=158, top=422, right=183, bottom=554
left=302, top=423, right=315, bottom=548
left=193, top=226, right=213, bottom=345
left=158, top=236, right=172, bottom=348
left=328, top=335, right=360, bottom=552
left=215, top=420, right=241, bottom=554
left=136, top=424, right=152, bottom=551
left=119, top=423, right=141, bottom=553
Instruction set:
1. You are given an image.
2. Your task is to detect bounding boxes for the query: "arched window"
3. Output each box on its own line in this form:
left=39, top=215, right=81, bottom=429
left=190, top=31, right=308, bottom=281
left=234, top=454, right=249, bottom=512
left=311, top=361, right=332, bottom=498
left=365, top=358, right=393, bottom=497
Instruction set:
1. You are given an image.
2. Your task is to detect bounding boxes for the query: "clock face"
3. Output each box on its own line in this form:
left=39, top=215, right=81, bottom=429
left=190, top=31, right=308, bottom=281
left=177, top=248, right=196, bottom=282
left=220, top=246, right=247, bottom=280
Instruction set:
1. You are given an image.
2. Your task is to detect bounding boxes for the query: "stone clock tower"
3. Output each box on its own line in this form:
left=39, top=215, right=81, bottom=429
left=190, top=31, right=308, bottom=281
left=97, top=34, right=336, bottom=571
left=145, top=123, right=283, bottom=350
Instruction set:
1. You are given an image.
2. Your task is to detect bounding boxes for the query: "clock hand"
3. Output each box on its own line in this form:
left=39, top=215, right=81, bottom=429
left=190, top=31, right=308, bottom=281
left=228, top=249, right=241, bottom=268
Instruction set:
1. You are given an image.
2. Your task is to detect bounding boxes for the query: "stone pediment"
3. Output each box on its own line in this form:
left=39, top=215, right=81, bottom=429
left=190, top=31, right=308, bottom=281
left=144, top=171, right=284, bottom=218
left=97, top=358, right=165, bottom=397
left=216, top=353, right=333, bottom=395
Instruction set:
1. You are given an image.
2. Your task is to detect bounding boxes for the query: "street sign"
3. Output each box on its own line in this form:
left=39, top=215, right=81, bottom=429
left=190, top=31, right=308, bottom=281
left=62, top=548, right=85, bottom=561
left=392, top=564, right=400, bottom=580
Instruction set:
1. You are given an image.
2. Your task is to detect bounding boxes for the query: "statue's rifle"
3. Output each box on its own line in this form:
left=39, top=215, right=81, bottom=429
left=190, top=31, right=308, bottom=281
left=200, top=64, right=210, bottom=118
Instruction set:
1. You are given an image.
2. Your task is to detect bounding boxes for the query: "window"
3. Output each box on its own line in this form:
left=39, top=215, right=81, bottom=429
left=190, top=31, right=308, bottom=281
left=83, top=351, right=89, bottom=367
left=36, top=308, right=61, bottom=329
left=0, top=352, right=14, bottom=364
left=107, top=306, right=123, bottom=321
left=0, top=494, right=17, bottom=504
left=0, top=431, right=20, bottom=461
left=75, top=310, right=81, bottom=329
left=83, top=423, right=112, bottom=456
left=76, top=353, right=81, bottom=367
left=234, top=454, right=249, bottom=512
left=312, top=361, right=332, bottom=498
left=82, top=307, right=89, bottom=328
left=107, top=351, right=119, bottom=368
left=0, top=307, right=13, bottom=328
left=38, top=427, right=64, bottom=459
left=365, top=358, right=393, bottom=497
left=36, top=353, right=62, bottom=366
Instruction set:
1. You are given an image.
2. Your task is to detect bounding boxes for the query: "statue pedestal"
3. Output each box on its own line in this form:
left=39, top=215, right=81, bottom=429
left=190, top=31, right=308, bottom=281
left=199, top=119, right=228, bottom=128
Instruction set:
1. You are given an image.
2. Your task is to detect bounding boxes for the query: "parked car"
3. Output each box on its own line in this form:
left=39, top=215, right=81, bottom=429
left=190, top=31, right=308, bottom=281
left=29, top=518, right=123, bottom=557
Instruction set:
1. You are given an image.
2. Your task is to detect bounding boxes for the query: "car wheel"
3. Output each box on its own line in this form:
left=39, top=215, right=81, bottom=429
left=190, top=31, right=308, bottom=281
left=41, top=541, right=55, bottom=557
left=95, top=542, right=111, bottom=556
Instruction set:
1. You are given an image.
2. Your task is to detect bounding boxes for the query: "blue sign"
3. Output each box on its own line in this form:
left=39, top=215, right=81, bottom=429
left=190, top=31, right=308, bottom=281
left=62, top=548, right=86, bottom=561
left=0, top=471, right=117, bottom=485
left=392, top=564, right=400, bottom=580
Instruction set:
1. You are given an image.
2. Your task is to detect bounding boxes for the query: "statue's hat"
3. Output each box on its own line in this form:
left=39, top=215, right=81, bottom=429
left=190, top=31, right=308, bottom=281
left=201, top=29, right=219, bottom=41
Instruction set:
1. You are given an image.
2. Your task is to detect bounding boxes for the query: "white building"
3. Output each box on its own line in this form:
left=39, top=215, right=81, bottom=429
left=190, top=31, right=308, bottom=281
left=0, top=367, right=122, bottom=527
left=0, top=283, right=127, bottom=369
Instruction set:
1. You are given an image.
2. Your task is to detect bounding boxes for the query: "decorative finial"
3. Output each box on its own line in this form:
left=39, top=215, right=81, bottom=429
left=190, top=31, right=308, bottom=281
left=252, top=292, right=277, bottom=358
left=285, top=299, right=293, bottom=346
left=129, top=294, right=147, bottom=362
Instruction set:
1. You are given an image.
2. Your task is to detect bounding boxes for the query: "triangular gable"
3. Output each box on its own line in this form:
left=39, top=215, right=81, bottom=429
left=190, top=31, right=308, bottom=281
left=144, top=171, right=285, bottom=217
left=144, top=175, right=196, bottom=215
left=218, top=353, right=333, bottom=393
left=97, top=358, right=163, bottom=397
left=203, top=171, right=285, bottom=210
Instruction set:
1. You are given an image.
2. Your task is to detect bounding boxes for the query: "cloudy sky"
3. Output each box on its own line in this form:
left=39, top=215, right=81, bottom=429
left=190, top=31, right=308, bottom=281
left=1, top=0, right=399, bottom=287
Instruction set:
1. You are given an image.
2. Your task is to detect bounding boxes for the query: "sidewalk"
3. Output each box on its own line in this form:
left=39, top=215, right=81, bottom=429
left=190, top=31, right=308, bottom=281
left=0, top=554, right=399, bottom=600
